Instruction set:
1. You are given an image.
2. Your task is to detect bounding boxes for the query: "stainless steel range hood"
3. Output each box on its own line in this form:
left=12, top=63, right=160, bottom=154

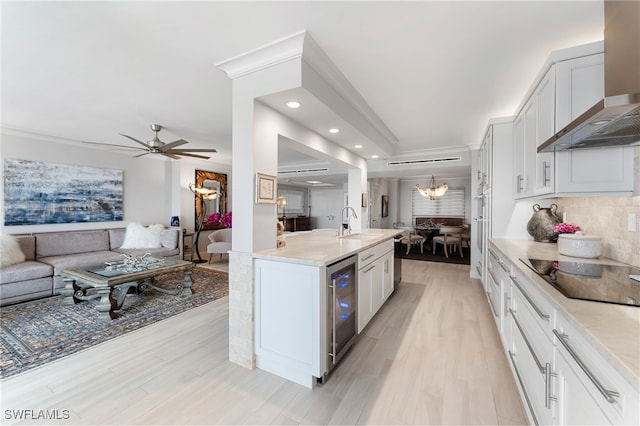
left=538, top=1, right=640, bottom=153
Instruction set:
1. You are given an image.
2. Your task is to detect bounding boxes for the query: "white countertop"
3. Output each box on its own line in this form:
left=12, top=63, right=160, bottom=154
left=253, top=228, right=402, bottom=266
left=491, top=238, right=640, bottom=391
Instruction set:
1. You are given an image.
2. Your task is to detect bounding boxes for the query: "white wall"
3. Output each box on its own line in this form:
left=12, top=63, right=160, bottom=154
left=1, top=130, right=231, bottom=240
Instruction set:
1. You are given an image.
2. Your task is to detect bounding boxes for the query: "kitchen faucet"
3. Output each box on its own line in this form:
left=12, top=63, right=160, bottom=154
left=338, top=206, right=358, bottom=237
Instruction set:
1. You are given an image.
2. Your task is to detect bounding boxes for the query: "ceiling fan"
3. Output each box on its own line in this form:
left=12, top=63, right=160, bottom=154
left=116, top=124, right=217, bottom=160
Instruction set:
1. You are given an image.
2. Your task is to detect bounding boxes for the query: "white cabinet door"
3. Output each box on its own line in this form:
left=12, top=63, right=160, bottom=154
left=554, top=349, right=612, bottom=425
left=382, top=251, right=394, bottom=300
left=554, top=53, right=634, bottom=194
left=357, top=262, right=375, bottom=333
left=555, top=54, right=603, bottom=129
left=513, top=111, right=526, bottom=198
left=533, top=66, right=555, bottom=196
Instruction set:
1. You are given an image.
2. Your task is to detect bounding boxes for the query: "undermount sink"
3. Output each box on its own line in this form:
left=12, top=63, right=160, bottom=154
left=340, top=233, right=384, bottom=240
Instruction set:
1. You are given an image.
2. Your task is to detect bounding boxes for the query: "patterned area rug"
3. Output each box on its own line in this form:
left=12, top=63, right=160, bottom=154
left=0, top=267, right=228, bottom=379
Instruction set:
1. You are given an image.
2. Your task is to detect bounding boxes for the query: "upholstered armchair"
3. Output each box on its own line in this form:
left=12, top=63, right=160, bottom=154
left=206, top=228, right=232, bottom=263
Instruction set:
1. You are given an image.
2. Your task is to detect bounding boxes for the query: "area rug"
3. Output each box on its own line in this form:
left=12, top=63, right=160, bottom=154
left=0, top=267, right=228, bottom=379
left=401, top=246, right=471, bottom=265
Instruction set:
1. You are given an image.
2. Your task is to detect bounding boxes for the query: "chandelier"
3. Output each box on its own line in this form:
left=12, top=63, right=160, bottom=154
left=416, top=175, right=448, bottom=200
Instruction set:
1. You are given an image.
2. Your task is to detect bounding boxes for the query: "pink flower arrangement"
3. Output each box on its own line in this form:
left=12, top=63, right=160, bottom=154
left=552, top=222, right=581, bottom=234
left=206, top=211, right=232, bottom=228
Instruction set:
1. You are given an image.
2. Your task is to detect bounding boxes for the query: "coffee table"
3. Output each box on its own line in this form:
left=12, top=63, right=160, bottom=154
left=61, top=258, right=194, bottom=322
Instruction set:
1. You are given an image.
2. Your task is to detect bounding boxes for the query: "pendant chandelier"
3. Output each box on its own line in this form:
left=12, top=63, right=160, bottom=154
left=416, top=175, right=448, bottom=200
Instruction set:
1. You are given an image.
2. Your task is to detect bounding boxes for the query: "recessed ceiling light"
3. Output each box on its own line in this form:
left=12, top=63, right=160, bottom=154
left=371, top=155, right=379, bottom=159
left=306, top=180, right=322, bottom=184
left=329, top=128, right=340, bottom=134
left=354, top=144, right=363, bottom=149
left=286, top=101, right=301, bottom=109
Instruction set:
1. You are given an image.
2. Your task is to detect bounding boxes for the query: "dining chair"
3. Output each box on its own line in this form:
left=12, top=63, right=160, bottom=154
left=432, top=226, right=463, bottom=258
left=460, top=223, right=471, bottom=249
left=394, top=223, right=425, bottom=255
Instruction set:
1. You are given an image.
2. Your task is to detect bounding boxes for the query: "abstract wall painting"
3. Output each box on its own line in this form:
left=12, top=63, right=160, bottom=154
left=3, top=159, right=123, bottom=226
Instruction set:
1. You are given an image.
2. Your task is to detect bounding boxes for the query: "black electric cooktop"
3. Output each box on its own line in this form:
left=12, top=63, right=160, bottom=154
left=519, top=258, right=640, bottom=307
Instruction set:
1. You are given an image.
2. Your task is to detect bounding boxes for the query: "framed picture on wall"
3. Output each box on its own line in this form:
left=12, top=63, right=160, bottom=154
left=381, top=195, right=388, bottom=217
left=256, top=173, right=277, bottom=204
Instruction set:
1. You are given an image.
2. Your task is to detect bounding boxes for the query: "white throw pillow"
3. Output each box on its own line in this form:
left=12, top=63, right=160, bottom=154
left=0, top=234, right=26, bottom=268
left=119, top=223, right=164, bottom=249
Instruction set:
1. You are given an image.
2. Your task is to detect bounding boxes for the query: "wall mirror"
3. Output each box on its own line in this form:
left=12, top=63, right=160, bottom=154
left=194, top=170, right=227, bottom=230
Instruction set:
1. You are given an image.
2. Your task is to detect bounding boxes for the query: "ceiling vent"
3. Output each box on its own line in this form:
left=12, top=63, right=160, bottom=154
left=386, top=156, right=462, bottom=167
left=278, top=167, right=329, bottom=175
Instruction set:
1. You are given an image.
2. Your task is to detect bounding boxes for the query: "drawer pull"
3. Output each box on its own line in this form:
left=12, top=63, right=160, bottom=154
left=553, top=330, right=620, bottom=404
left=510, top=276, right=549, bottom=321
left=362, top=264, right=376, bottom=273
left=508, top=350, right=539, bottom=426
left=510, top=309, right=546, bottom=375
left=498, top=259, right=510, bottom=273
left=361, top=253, right=375, bottom=261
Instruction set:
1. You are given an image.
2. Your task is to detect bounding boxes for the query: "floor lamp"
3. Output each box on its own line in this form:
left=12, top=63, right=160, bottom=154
left=189, top=183, right=218, bottom=263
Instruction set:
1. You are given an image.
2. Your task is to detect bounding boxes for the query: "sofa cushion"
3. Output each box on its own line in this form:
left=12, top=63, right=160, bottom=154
left=0, top=234, right=26, bottom=267
left=120, top=223, right=164, bottom=249
left=0, top=260, right=53, bottom=284
left=110, top=227, right=179, bottom=250
left=0, top=277, right=53, bottom=306
left=38, top=250, right=124, bottom=275
left=15, top=235, right=36, bottom=261
left=36, top=230, right=110, bottom=258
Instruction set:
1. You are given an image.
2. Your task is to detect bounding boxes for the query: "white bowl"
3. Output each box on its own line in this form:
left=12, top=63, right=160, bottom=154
left=557, top=232, right=602, bottom=258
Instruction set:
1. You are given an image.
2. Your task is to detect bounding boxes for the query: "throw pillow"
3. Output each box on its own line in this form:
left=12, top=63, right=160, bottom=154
left=119, top=223, right=164, bottom=249
left=0, top=234, right=26, bottom=268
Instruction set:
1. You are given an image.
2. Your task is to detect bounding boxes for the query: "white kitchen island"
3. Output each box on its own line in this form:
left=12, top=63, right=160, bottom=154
left=252, top=228, right=401, bottom=388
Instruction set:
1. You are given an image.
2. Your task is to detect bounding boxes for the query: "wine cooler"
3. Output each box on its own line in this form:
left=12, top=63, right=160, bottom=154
left=326, top=255, right=357, bottom=374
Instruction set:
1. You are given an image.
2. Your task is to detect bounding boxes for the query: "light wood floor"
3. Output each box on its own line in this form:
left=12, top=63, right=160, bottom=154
left=0, top=260, right=526, bottom=425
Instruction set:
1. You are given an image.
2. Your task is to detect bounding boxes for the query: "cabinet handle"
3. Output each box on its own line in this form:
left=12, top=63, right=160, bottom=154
left=542, top=161, right=550, bottom=186
left=510, top=276, right=549, bottom=321
left=361, top=253, right=375, bottom=261
left=510, top=309, right=546, bottom=374
left=553, top=329, right=620, bottom=404
left=545, top=362, right=557, bottom=409
left=508, top=350, right=539, bottom=426
left=498, top=259, right=510, bottom=273
left=517, top=175, right=524, bottom=193
left=504, top=293, right=511, bottom=312
left=476, top=264, right=482, bottom=277
left=363, top=264, right=376, bottom=273
left=328, top=279, right=337, bottom=364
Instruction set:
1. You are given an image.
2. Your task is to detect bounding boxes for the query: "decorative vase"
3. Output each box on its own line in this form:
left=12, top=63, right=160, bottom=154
left=527, top=203, right=562, bottom=242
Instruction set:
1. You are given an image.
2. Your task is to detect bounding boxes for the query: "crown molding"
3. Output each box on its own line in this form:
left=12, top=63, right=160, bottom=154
left=215, top=30, right=306, bottom=79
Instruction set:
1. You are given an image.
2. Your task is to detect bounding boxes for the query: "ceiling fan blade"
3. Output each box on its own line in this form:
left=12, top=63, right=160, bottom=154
left=133, top=152, right=151, bottom=158
left=80, top=141, right=147, bottom=151
left=161, top=152, right=182, bottom=160
left=168, top=152, right=211, bottom=160
left=169, top=148, right=217, bottom=153
left=120, top=133, right=152, bottom=150
left=160, top=139, right=189, bottom=151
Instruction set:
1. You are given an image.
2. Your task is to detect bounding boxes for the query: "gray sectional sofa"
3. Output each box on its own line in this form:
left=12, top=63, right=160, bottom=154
left=0, top=227, right=183, bottom=306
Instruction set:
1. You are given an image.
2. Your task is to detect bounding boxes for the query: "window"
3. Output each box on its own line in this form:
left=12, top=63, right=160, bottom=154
left=411, top=188, right=465, bottom=221
left=278, top=189, right=305, bottom=214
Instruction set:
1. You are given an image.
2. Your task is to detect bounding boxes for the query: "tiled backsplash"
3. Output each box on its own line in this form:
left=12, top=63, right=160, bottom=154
left=555, top=196, right=640, bottom=267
